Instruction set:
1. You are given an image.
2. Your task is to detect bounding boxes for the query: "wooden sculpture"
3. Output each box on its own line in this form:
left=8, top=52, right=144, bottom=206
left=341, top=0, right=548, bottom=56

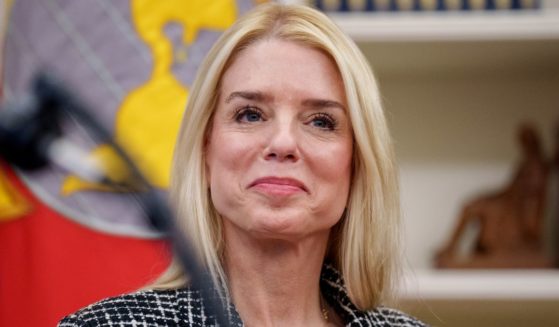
left=435, top=124, right=552, bottom=269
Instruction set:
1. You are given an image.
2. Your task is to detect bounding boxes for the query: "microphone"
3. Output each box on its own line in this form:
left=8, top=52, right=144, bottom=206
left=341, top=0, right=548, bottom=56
left=0, top=74, right=105, bottom=183
left=0, top=81, right=59, bottom=170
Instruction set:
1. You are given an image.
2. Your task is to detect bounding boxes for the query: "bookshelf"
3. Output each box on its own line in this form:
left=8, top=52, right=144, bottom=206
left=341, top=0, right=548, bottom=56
left=314, top=2, right=559, bottom=319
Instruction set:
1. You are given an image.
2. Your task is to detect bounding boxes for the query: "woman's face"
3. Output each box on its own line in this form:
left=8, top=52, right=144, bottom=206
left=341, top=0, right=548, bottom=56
left=205, top=39, right=353, bottom=241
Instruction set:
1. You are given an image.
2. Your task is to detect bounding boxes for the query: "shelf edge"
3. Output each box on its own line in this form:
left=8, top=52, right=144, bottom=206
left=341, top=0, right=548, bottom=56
left=330, top=10, right=559, bottom=42
left=400, top=270, right=559, bottom=300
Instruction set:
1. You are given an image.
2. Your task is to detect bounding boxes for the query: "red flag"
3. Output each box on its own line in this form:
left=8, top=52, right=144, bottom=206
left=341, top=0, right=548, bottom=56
left=0, top=161, right=170, bottom=326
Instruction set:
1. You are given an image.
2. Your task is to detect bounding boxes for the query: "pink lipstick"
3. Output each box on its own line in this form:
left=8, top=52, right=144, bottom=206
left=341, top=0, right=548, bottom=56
left=249, top=177, right=308, bottom=195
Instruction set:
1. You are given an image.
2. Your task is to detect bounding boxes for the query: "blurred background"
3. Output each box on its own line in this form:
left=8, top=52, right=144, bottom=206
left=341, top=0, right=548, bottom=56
left=1, top=0, right=558, bottom=326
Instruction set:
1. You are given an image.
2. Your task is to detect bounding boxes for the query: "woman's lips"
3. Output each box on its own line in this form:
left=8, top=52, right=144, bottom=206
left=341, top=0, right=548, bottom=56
left=249, top=177, right=308, bottom=195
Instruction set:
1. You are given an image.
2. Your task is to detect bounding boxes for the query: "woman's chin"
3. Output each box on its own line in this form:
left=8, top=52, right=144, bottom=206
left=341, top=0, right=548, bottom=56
left=221, top=207, right=334, bottom=242
left=255, top=220, right=303, bottom=238
left=247, top=216, right=329, bottom=242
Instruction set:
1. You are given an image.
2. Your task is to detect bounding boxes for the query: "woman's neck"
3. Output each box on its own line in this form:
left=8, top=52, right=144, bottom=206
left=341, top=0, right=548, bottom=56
left=223, top=224, right=331, bottom=327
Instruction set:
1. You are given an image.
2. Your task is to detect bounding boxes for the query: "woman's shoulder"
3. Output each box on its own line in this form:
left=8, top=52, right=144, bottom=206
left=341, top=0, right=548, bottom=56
left=58, top=288, right=202, bottom=327
left=364, top=306, right=429, bottom=327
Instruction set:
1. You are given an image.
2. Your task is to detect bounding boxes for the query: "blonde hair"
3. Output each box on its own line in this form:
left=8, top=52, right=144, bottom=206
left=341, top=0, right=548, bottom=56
left=153, top=3, right=401, bottom=310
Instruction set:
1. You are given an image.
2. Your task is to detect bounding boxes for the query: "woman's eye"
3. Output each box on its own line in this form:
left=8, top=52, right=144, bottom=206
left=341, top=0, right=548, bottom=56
left=235, top=107, right=263, bottom=123
left=310, top=114, right=336, bottom=131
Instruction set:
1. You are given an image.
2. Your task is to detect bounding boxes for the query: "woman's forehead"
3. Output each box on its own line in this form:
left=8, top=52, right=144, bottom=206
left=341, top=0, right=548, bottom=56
left=218, top=39, right=346, bottom=105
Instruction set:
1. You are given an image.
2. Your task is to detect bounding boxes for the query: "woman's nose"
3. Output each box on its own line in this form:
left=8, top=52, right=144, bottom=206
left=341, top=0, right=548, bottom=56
left=264, top=120, right=300, bottom=162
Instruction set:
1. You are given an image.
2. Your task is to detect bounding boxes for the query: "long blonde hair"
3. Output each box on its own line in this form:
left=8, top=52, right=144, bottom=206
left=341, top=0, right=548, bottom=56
left=153, top=3, right=401, bottom=310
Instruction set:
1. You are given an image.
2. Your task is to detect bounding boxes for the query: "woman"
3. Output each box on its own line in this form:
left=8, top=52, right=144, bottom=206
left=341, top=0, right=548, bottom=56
left=60, top=3, right=426, bottom=326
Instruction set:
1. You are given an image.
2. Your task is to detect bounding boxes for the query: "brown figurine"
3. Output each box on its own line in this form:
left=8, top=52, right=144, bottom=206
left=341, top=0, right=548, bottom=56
left=435, top=124, right=552, bottom=269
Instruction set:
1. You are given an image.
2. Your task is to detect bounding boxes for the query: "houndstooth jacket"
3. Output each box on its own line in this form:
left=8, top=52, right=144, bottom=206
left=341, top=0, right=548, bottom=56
left=59, top=265, right=427, bottom=326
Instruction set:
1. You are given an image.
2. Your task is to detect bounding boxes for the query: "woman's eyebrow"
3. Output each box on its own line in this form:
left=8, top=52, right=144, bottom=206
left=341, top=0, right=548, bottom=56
left=302, top=98, right=346, bottom=111
left=225, top=91, right=269, bottom=104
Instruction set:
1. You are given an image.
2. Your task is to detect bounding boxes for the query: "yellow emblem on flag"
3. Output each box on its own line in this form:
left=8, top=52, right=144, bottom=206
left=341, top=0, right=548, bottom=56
left=61, top=0, right=237, bottom=195
left=0, top=168, right=31, bottom=220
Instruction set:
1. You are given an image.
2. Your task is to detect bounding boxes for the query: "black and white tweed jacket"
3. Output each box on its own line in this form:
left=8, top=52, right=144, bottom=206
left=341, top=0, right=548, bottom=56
left=59, top=265, right=427, bottom=326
